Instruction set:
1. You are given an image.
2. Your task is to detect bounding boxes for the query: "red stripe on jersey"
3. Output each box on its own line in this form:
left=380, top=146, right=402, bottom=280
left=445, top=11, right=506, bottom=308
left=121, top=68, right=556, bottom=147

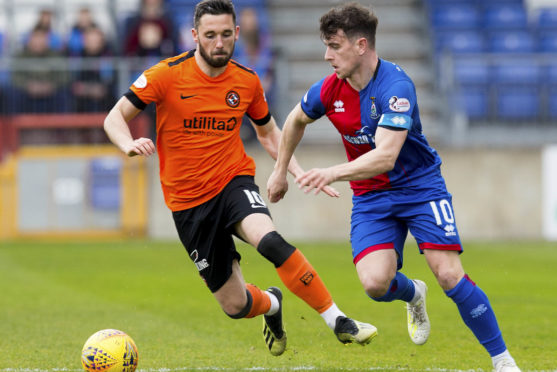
left=418, top=242, right=462, bottom=252
left=353, top=242, right=394, bottom=265
left=320, top=74, right=392, bottom=195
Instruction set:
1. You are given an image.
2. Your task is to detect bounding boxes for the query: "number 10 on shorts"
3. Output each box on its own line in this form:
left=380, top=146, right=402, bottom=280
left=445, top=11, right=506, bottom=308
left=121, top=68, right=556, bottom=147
left=429, top=199, right=455, bottom=225
left=244, top=189, right=267, bottom=208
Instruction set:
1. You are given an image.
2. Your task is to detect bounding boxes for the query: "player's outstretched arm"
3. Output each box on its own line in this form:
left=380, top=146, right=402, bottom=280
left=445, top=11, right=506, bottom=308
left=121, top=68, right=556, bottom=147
left=104, top=96, right=155, bottom=157
left=296, top=126, right=407, bottom=195
left=266, top=104, right=339, bottom=203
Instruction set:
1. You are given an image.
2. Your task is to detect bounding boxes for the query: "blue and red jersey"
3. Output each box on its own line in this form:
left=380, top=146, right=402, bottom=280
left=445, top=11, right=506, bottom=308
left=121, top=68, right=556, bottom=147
left=301, top=59, right=444, bottom=197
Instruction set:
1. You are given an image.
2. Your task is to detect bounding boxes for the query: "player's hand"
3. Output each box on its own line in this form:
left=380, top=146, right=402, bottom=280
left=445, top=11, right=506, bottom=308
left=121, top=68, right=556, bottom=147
left=123, top=137, right=155, bottom=157
left=295, top=168, right=340, bottom=198
left=267, top=169, right=289, bottom=203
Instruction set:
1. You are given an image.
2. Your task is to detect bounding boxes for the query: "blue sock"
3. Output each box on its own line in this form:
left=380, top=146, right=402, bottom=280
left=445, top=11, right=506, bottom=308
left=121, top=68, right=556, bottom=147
left=370, top=271, right=415, bottom=302
left=445, top=275, right=507, bottom=356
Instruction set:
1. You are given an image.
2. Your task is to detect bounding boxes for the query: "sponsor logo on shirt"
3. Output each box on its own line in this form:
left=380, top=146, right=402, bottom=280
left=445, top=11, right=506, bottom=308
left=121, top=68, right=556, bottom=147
left=183, top=116, right=238, bottom=136
left=133, top=74, right=147, bottom=89
left=333, top=100, right=345, bottom=112
left=389, top=96, right=411, bottom=112
left=343, top=125, right=375, bottom=145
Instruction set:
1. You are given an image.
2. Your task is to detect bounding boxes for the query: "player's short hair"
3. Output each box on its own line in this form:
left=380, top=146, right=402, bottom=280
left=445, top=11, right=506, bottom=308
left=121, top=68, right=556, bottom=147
left=319, top=2, right=378, bottom=49
left=194, top=0, right=236, bottom=29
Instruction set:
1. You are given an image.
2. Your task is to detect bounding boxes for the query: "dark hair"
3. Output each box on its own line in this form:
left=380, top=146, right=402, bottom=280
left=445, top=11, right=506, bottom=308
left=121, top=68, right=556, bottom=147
left=194, top=0, right=236, bottom=29
left=319, top=2, right=378, bottom=49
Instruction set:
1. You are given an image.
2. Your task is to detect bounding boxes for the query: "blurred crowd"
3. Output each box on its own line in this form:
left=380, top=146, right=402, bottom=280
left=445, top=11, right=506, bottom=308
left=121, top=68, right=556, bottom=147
left=0, top=0, right=275, bottom=117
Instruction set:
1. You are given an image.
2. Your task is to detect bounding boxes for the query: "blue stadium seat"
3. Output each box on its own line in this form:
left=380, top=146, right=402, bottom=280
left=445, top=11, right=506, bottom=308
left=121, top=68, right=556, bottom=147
left=536, top=7, right=557, bottom=31
left=547, top=64, right=557, bottom=85
left=453, top=58, right=490, bottom=85
left=492, top=60, right=542, bottom=85
left=488, top=31, right=537, bottom=53
left=453, top=87, right=490, bottom=119
left=549, top=88, right=557, bottom=119
left=431, top=4, right=481, bottom=30
left=480, top=0, right=524, bottom=3
left=484, top=4, right=529, bottom=30
left=89, top=158, right=122, bottom=210
left=436, top=31, right=486, bottom=53
left=495, top=87, right=540, bottom=120
left=538, top=32, right=557, bottom=52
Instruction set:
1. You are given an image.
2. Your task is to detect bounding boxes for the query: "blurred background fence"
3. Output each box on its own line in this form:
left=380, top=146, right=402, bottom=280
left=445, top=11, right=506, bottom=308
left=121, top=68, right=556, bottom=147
left=0, top=0, right=556, bottom=242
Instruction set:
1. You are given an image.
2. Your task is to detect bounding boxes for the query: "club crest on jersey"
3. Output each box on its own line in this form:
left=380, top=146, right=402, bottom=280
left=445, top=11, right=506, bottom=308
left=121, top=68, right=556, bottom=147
left=225, top=90, right=240, bottom=108
left=370, top=97, right=380, bottom=119
left=389, top=96, right=410, bottom=112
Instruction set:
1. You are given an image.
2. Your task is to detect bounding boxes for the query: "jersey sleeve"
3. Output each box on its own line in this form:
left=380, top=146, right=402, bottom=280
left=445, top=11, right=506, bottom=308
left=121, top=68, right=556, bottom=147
left=300, top=78, right=326, bottom=120
left=246, top=73, right=271, bottom=125
left=127, top=61, right=172, bottom=109
left=377, top=79, right=415, bottom=131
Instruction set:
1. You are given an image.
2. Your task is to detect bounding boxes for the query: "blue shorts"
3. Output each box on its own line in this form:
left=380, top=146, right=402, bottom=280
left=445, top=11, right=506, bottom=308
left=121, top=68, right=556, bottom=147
left=351, top=188, right=463, bottom=270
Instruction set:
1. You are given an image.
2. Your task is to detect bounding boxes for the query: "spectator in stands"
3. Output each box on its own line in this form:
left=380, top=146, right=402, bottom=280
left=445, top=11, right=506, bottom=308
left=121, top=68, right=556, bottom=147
left=67, top=7, right=99, bottom=56
left=234, top=7, right=274, bottom=94
left=234, top=7, right=275, bottom=143
left=123, top=0, right=176, bottom=57
left=10, top=27, right=69, bottom=113
left=23, top=8, right=63, bottom=52
left=70, top=26, right=115, bottom=112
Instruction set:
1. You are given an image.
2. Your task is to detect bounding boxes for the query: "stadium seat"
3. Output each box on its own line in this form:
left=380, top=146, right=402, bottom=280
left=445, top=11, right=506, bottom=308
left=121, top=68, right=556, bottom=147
left=430, top=4, right=481, bottom=30
left=495, top=87, right=540, bottom=120
left=453, top=86, right=490, bottom=119
left=453, top=58, right=490, bottom=85
left=549, top=88, right=557, bottom=119
left=547, top=64, right=557, bottom=85
left=536, top=7, right=557, bottom=31
left=492, top=60, right=542, bottom=85
left=89, top=157, right=122, bottom=210
left=538, top=32, right=557, bottom=53
left=483, top=4, right=529, bottom=30
left=488, top=31, right=537, bottom=53
left=436, top=31, right=486, bottom=54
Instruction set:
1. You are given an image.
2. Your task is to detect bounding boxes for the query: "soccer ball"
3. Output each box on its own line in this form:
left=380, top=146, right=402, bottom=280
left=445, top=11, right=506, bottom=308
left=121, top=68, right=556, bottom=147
left=81, top=329, right=138, bottom=372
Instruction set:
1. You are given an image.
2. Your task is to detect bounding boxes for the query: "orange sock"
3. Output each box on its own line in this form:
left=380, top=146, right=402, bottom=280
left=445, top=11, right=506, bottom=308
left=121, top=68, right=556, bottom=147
left=276, top=249, right=333, bottom=314
left=245, top=283, right=271, bottom=318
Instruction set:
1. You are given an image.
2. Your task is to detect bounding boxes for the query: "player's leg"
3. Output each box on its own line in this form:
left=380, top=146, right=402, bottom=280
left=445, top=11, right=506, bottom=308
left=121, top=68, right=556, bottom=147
left=353, top=196, right=429, bottom=345
left=172, top=191, right=284, bottom=355
left=212, top=259, right=285, bottom=356
left=412, top=196, right=519, bottom=370
left=236, top=212, right=377, bottom=345
left=424, top=250, right=520, bottom=371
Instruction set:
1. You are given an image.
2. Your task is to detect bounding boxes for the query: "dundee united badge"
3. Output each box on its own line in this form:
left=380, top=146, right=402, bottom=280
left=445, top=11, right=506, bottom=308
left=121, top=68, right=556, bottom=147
left=225, top=90, right=240, bottom=108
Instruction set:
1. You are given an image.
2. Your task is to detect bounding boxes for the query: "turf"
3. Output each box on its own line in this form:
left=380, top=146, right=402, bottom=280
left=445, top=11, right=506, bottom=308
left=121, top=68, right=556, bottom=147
left=0, top=239, right=556, bottom=371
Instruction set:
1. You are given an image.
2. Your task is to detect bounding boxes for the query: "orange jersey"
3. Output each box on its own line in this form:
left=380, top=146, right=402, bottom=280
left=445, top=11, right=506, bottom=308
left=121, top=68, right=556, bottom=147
left=127, top=50, right=270, bottom=211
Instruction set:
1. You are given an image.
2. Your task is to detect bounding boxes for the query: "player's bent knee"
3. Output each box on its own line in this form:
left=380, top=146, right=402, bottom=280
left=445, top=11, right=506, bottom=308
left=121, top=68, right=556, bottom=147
left=224, top=289, right=253, bottom=319
left=435, top=269, right=464, bottom=291
left=360, top=275, right=391, bottom=299
left=257, top=231, right=296, bottom=268
left=363, top=277, right=395, bottom=301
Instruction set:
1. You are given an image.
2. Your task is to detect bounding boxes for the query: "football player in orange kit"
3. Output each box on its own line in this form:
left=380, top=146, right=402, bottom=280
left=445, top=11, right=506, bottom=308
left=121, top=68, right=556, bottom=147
left=103, top=0, right=376, bottom=356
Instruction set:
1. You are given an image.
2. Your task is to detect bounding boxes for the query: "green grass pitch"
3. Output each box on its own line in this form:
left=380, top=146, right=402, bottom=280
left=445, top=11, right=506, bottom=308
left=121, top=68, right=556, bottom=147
left=0, top=239, right=556, bottom=371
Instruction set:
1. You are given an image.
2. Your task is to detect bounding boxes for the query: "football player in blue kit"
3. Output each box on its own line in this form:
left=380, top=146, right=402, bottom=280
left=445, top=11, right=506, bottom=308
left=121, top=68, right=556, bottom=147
left=267, top=3, right=520, bottom=371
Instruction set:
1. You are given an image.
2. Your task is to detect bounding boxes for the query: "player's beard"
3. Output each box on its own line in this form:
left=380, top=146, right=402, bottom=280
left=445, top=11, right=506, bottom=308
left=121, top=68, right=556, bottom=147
left=199, top=44, right=235, bottom=68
